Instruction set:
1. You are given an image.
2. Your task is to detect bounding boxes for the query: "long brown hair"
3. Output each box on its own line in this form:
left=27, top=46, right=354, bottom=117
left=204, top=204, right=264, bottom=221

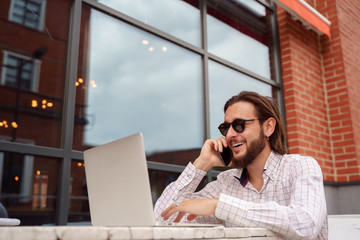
left=224, top=91, right=288, bottom=154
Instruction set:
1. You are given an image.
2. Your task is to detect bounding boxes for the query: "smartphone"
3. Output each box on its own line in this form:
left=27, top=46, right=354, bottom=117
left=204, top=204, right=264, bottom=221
left=219, top=147, right=233, bottom=166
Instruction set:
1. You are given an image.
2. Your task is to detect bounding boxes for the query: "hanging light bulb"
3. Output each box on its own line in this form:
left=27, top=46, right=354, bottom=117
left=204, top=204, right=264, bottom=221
left=11, top=122, right=18, bottom=128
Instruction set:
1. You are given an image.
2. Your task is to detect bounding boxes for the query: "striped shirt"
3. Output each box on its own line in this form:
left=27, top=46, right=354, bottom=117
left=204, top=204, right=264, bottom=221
left=154, top=151, right=328, bottom=240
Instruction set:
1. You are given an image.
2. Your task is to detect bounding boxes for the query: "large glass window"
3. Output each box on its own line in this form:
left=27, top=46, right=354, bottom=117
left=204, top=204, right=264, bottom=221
left=0, top=0, right=72, bottom=148
left=74, top=8, right=203, bottom=154
left=207, top=0, right=272, bottom=79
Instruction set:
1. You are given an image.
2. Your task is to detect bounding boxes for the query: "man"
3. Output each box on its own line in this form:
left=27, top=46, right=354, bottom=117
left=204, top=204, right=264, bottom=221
left=154, top=91, right=328, bottom=240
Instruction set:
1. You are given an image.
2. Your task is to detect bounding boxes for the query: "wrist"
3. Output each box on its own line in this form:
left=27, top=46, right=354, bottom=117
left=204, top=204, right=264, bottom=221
left=193, top=157, right=212, bottom=172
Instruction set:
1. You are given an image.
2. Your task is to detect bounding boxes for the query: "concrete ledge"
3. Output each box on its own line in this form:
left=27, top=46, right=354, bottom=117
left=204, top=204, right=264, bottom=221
left=328, top=215, right=360, bottom=240
left=0, top=226, right=279, bottom=240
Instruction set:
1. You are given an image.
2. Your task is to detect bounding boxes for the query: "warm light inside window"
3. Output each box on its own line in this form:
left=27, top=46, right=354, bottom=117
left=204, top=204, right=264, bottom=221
left=77, top=162, right=82, bottom=167
left=90, top=80, right=97, bottom=88
left=1, top=120, right=9, bottom=128
left=11, top=121, right=18, bottom=128
left=78, top=78, right=84, bottom=83
left=31, top=100, right=38, bottom=107
left=15, top=176, right=19, bottom=181
left=47, top=102, right=53, bottom=107
left=36, top=170, right=41, bottom=175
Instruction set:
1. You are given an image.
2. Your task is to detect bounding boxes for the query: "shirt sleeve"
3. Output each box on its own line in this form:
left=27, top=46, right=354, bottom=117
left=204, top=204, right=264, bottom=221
left=215, top=157, right=328, bottom=240
left=153, top=162, right=223, bottom=223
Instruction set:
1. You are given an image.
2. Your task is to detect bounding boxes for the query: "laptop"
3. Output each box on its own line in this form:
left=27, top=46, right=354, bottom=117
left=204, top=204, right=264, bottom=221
left=83, top=132, right=154, bottom=227
left=84, top=132, right=222, bottom=227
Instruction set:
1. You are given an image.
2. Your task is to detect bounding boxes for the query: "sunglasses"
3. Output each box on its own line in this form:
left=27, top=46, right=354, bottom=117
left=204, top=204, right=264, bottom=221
left=218, top=119, right=258, bottom=136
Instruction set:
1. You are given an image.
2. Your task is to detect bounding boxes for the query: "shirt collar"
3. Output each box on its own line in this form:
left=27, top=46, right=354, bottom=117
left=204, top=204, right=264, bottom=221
left=234, top=151, right=281, bottom=187
left=263, top=151, right=281, bottom=181
left=235, top=168, right=248, bottom=187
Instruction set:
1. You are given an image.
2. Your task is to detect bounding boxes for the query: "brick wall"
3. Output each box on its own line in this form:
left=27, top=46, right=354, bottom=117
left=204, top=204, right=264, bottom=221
left=277, top=0, right=360, bottom=182
left=335, top=0, right=360, bottom=181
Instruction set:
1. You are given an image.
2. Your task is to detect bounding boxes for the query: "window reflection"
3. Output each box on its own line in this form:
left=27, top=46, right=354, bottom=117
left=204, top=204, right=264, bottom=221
left=234, top=0, right=266, bottom=17
left=9, top=0, right=46, bottom=30
left=75, top=9, right=203, bottom=153
left=0, top=152, right=60, bottom=225
left=98, top=0, right=201, bottom=47
left=68, top=160, right=90, bottom=224
left=1, top=0, right=72, bottom=148
left=148, top=168, right=209, bottom=205
left=207, top=1, right=272, bottom=79
left=208, top=60, right=272, bottom=139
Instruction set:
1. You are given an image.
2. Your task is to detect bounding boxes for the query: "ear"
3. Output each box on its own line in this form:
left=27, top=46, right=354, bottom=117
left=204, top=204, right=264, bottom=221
left=263, top=117, right=276, bottom=138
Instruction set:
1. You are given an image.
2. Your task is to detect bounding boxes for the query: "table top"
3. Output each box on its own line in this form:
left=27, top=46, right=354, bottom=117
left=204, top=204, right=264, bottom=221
left=0, top=225, right=280, bottom=240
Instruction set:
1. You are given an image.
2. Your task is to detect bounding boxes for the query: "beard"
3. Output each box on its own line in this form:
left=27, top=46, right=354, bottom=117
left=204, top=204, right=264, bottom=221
left=232, top=130, right=266, bottom=169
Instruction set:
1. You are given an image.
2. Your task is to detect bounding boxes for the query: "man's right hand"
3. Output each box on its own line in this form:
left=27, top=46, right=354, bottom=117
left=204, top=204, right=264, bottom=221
left=193, top=138, right=228, bottom=172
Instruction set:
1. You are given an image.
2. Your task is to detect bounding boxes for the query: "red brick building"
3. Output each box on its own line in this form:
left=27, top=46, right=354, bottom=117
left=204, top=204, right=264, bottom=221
left=275, top=0, right=360, bottom=213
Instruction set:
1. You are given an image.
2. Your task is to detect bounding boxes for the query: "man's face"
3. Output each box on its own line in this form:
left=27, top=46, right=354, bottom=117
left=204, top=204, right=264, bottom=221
left=224, top=101, right=266, bottom=168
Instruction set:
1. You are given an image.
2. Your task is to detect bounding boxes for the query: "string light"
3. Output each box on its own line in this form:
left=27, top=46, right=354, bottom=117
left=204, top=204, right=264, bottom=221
left=11, top=122, right=18, bottom=128
left=0, top=121, right=9, bottom=128
left=31, top=99, right=53, bottom=109
left=31, top=100, right=38, bottom=107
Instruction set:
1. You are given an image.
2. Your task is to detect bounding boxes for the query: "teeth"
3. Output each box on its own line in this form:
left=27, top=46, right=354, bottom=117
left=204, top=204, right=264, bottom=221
left=233, top=143, right=243, bottom=147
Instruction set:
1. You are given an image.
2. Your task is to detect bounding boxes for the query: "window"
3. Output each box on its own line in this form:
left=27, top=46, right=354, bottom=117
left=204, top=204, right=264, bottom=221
left=1, top=51, right=39, bottom=92
left=9, top=0, right=46, bottom=30
left=80, top=9, right=203, bottom=153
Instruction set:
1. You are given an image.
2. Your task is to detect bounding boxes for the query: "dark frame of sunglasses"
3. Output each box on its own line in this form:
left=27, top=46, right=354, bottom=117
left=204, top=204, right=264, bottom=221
left=218, top=119, right=258, bottom=136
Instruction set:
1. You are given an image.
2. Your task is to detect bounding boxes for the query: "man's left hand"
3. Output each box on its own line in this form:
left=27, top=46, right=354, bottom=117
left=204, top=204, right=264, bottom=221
left=161, top=198, right=219, bottom=222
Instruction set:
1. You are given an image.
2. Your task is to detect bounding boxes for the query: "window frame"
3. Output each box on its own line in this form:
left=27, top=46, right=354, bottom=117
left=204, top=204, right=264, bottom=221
left=1, top=50, right=41, bottom=92
left=8, top=0, right=46, bottom=31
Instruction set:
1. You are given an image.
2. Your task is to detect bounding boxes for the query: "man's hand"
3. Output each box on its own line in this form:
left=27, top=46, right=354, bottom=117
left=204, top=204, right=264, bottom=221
left=161, top=199, right=219, bottom=222
left=193, top=138, right=228, bottom=172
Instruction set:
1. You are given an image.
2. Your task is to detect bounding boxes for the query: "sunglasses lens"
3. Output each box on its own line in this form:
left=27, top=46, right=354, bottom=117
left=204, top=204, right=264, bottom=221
left=233, top=119, right=245, bottom=133
left=218, top=123, right=229, bottom=136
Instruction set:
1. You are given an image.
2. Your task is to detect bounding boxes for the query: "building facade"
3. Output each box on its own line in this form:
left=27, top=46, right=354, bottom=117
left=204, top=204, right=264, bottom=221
left=0, top=0, right=358, bottom=225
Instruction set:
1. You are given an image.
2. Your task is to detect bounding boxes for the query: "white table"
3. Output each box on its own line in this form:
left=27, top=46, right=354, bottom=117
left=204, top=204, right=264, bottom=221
left=0, top=226, right=280, bottom=240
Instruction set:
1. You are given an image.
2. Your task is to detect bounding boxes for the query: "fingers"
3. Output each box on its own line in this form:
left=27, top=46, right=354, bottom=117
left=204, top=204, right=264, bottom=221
left=205, top=138, right=227, bottom=152
left=161, top=203, right=177, bottom=220
left=217, top=137, right=228, bottom=152
left=160, top=203, right=188, bottom=222
left=174, top=212, right=186, bottom=222
left=187, top=214, right=198, bottom=221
